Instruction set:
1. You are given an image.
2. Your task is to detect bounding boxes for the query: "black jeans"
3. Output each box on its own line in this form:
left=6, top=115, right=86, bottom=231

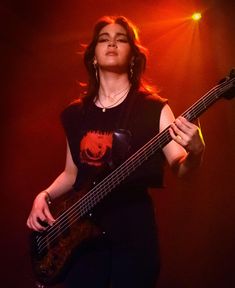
left=64, top=194, right=160, bottom=288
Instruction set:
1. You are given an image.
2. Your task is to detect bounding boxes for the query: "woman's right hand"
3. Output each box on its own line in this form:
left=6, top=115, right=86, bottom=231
left=26, top=191, right=55, bottom=231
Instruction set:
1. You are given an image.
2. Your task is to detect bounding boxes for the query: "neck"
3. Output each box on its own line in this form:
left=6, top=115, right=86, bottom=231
left=98, top=71, right=130, bottom=100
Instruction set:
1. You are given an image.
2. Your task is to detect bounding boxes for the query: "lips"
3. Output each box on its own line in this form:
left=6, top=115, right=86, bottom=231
left=106, top=51, right=118, bottom=56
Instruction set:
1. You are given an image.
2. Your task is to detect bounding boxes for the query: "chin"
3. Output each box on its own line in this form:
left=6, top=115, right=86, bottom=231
left=101, top=63, right=128, bottom=72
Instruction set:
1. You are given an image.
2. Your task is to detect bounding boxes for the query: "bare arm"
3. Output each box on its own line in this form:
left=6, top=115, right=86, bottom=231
left=160, top=104, right=205, bottom=177
left=26, top=141, right=78, bottom=231
left=45, top=141, right=78, bottom=200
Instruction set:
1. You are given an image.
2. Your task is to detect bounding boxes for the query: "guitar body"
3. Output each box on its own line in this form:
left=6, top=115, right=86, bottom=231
left=30, top=189, right=102, bottom=285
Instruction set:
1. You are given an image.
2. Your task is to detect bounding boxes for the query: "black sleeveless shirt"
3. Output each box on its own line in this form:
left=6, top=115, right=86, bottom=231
left=61, top=90, right=167, bottom=192
left=61, top=90, right=167, bottom=236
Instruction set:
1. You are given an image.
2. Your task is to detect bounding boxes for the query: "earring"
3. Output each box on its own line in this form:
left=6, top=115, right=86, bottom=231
left=130, top=59, right=135, bottom=79
left=93, top=58, right=98, bottom=82
left=93, top=58, right=97, bottom=65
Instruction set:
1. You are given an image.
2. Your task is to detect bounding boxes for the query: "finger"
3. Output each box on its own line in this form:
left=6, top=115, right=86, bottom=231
left=175, top=118, right=193, bottom=135
left=32, top=211, right=49, bottom=231
left=178, top=116, right=193, bottom=129
left=44, top=208, right=56, bottom=226
left=26, top=217, right=32, bottom=229
left=31, top=221, right=45, bottom=231
left=27, top=216, right=35, bottom=230
left=27, top=216, right=45, bottom=231
left=171, top=122, right=188, bottom=142
left=169, top=126, right=189, bottom=147
left=36, top=211, right=47, bottom=223
left=178, top=117, right=200, bottom=136
left=169, top=127, right=184, bottom=144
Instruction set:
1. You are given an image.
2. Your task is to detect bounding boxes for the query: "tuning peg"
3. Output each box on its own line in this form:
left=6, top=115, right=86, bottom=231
left=229, top=68, right=235, bottom=78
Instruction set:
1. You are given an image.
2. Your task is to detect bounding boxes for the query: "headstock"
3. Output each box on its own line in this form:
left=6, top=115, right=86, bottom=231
left=219, top=68, right=235, bottom=100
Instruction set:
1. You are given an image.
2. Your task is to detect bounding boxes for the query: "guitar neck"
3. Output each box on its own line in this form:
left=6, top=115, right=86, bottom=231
left=56, top=77, right=234, bottom=228
left=181, top=80, right=229, bottom=122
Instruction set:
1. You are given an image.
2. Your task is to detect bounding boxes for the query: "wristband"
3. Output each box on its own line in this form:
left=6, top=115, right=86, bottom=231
left=43, top=191, right=52, bottom=205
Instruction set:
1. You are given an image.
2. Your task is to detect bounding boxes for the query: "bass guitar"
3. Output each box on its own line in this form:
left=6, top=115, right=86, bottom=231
left=30, top=69, right=235, bottom=286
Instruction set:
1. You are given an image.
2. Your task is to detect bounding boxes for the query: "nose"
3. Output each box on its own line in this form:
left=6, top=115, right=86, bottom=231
left=108, top=40, right=117, bottom=48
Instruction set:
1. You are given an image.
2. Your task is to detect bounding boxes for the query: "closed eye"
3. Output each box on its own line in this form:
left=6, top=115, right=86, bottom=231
left=116, top=38, right=129, bottom=43
left=97, top=38, right=109, bottom=43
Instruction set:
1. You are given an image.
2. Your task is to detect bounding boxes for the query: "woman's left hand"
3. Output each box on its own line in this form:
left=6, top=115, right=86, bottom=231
left=169, top=116, right=205, bottom=155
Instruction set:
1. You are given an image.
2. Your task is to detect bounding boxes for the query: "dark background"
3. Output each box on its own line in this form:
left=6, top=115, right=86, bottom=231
left=1, top=0, right=235, bottom=287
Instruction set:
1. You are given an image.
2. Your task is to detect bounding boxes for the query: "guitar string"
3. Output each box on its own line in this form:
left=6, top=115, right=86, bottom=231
left=37, top=127, right=173, bottom=250
left=35, top=79, right=232, bottom=252
left=35, top=79, right=233, bottom=252
left=36, top=128, right=171, bottom=251
left=36, top=79, right=234, bottom=252
left=36, top=118, right=179, bottom=249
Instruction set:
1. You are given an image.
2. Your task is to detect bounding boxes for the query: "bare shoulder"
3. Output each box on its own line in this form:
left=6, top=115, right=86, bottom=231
left=159, top=104, right=175, bottom=131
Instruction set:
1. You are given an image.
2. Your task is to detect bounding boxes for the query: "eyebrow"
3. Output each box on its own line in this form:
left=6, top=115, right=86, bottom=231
left=98, top=32, right=128, bottom=38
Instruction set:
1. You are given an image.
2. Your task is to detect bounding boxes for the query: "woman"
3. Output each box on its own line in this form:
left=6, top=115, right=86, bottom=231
left=27, top=16, right=205, bottom=288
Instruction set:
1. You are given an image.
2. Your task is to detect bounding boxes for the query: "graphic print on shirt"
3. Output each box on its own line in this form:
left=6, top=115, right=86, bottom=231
left=80, top=131, right=113, bottom=167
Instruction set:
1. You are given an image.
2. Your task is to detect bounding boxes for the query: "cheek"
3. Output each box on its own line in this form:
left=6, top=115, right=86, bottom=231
left=122, top=46, right=132, bottom=59
left=94, top=47, right=107, bottom=64
left=122, top=50, right=132, bottom=64
left=94, top=46, right=99, bottom=59
left=94, top=44, right=103, bottom=58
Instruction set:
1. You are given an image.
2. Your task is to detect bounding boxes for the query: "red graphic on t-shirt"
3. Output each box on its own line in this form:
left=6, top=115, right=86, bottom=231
left=80, top=131, right=113, bottom=167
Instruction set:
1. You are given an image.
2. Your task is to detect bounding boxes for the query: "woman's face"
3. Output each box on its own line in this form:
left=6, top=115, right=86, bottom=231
left=94, top=23, right=133, bottom=73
